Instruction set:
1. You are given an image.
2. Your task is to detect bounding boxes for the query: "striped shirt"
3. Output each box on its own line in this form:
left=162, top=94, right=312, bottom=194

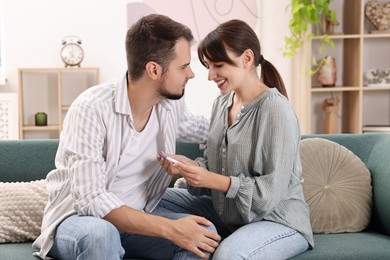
left=33, top=74, right=209, bottom=259
left=189, top=88, right=314, bottom=248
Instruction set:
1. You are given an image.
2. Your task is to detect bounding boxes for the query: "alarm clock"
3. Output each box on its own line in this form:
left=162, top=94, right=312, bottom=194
left=61, top=36, right=84, bottom=67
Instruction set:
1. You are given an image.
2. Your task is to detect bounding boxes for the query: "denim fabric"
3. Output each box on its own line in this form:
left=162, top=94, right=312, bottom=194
left=48, top=211, right=216, bottom=259
left=49, top=215, right=124, bottom=260
left=120, top=210, right=216, bottom=260
left=160, top=188, right=309, bottom=259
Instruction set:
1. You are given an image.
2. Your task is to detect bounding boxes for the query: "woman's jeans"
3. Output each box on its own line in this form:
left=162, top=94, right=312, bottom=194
left=49, top=188, right=309, bottom=260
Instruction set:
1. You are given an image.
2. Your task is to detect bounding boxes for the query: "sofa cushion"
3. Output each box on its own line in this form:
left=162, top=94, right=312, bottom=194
left=365, top=134, right=390, bottom=235
left=0, top=180, right=47, bottom=243
left=300, top=138, right=372, bottom=234
left=291, top=231, right=390, bottom=259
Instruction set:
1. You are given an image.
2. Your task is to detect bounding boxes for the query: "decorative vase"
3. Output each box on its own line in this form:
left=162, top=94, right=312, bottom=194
left=321, top=9, right=340, bottom=35
left=35, top=112, right=47, bottom=126
left=322, top=96, right=341, bottom=134
left=317, top=56, right=337, bottom=87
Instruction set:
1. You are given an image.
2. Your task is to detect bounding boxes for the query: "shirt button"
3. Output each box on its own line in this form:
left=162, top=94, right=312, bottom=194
left=237, top=113, right=240, bottom=117
left=221, top=168, right=225, bottom=173
left=218, top=211, right=222, bottom=215
left=222, top=148, right=226, bottom=152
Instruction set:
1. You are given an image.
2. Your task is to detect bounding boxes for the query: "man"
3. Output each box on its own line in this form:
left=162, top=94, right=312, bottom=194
left=33, top=14, right=220, bottom=260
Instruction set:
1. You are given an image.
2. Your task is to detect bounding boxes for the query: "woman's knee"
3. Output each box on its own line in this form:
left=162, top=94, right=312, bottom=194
left=212, top=239, right=240, bottom=260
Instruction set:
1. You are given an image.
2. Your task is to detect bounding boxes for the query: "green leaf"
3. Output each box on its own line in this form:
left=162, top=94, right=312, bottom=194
left=284, top=0, right=335, bottom=76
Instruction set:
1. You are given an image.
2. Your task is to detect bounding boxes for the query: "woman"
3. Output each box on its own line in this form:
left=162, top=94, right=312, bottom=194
left=159, top=19, right=314, bottom=259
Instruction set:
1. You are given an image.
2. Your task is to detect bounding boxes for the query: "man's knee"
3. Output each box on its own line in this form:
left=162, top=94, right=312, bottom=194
left=60, top=216, right=121, bottom=251
left=82, top=218, right=121, bottom=246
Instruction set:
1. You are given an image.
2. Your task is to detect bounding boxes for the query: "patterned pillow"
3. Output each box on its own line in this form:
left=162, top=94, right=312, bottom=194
left=0, top=179, right=47, bottom=243
left=300, top=138, right=372, bottom=234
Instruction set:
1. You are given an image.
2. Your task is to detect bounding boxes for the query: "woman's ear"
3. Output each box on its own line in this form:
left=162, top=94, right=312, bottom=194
left=242, top=49, right=255, bottom=68
left=145, top=61, right=162, bottom=80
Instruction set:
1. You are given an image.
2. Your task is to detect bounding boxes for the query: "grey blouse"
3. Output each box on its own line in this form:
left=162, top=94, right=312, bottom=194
left=189, top=88, right=314, bottom=247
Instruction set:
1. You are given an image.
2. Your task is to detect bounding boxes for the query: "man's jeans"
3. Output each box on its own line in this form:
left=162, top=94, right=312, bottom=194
left=49, top=205, right=216, bottom=259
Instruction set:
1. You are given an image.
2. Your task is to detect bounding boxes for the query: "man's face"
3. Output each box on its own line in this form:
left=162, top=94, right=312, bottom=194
left=158, top=38, right=194, bottom=100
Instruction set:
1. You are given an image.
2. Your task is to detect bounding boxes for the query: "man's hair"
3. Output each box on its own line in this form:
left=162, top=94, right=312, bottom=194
left=126, top=14, right=194, bottom=81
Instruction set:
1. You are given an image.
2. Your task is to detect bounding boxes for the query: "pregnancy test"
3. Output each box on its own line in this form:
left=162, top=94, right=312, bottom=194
left=159, top=152, right=180, bottom=164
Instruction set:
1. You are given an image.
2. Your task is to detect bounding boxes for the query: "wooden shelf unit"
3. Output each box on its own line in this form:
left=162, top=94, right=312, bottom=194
left=18, top=67, right=99, bottom=139
left=293, top=0, right=390, bottom=134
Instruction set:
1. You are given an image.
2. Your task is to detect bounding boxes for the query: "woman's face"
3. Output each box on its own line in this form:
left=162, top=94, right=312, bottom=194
left=203, top=49, right=247, bottom=95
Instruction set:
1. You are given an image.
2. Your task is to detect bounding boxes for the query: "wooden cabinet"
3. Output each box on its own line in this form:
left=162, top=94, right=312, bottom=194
left=18, top=68, right=99, bottom=139
left=294, top=0, right=390, bottom=134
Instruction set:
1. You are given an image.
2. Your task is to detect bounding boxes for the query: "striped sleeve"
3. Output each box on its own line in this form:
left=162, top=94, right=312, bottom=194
left=61, top=98, right=124, bottom=218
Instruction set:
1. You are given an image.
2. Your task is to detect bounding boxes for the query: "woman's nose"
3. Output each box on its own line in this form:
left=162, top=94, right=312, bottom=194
left=208, top=69, right=215, bottom=81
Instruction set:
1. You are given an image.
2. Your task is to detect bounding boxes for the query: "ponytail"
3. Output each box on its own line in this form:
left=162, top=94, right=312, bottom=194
left=260, top=58, right=288, bottom=99
left=197, top=19, right=288, bottom=99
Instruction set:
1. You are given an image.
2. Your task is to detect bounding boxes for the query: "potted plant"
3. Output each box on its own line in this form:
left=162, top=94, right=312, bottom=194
left=283, top=0, right=337, bottom=74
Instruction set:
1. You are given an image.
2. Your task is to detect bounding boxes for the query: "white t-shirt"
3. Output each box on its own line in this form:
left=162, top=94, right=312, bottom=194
left=111, top=107, right=159, bottom=210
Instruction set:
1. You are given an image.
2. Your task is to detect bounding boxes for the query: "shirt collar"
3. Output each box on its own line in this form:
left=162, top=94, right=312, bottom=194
left=114, top=72, right=131, bottom=116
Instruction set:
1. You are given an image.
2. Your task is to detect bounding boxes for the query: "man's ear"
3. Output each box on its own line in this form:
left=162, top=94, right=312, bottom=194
left=145, top=61, right=162, bottom=80
left=242, top=49, right=254, bottom=68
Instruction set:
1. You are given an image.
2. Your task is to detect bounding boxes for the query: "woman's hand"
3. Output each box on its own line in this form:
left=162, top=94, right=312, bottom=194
left=157, top=152, right=197, bottom=175
left=158, top=152, right=231, bottom=192
left=175, top=163, right=212, bottom=188
left=177, top=163, right=231, bottom=192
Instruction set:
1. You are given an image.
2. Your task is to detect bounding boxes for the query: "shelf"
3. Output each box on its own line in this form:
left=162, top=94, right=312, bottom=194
left=18, top=67, right=100, bottom=71
left=62, top=106, right=70, bottom=111
left=362, top=125, right=390, bottom=133
left=293, top=0, right=390, bottom=134
left=311, top=86, right=360, bottom=92
left=363, top=85, right=390, bottom=91
left=19, top=67, right=99, bottom=139
left=312, top=34, right=361, bottom=40
left=363, top=33, right=390, bottom=39
left=22, top=125, right=60, bottom=131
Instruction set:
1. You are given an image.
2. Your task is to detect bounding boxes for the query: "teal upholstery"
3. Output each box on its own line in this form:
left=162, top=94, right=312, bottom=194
left=1, top=134, right=389, bottom=259
left=0, top=139, right=57, bottom=182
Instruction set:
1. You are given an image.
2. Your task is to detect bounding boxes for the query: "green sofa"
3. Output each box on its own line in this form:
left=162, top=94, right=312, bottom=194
left=1, top=134, right=389, bottom=259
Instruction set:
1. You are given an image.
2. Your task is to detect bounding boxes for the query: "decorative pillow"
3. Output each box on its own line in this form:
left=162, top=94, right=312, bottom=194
left=0, top=179, right=48, bottom=243
left=300, top=138, right=372, bottom=234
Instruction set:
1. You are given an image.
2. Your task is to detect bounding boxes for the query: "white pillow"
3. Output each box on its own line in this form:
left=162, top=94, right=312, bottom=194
left=300, top=138, right=372, bottom=234
left=0, top=179, right=47, bottom=243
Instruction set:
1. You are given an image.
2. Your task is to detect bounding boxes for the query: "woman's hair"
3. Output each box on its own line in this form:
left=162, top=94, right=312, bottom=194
left=198, top=19, right=288, bottom=98
left=126, top=14, right=194, bottom=81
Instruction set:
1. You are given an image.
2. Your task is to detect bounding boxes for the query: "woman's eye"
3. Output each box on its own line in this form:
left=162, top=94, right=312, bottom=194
left=215, top=64, right=223, bottom=68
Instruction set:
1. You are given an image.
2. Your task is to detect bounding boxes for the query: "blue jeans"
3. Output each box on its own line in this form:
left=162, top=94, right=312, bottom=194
left=159, top=188, right=310, bottom=260
left=49, top=210, right=216, bottom=259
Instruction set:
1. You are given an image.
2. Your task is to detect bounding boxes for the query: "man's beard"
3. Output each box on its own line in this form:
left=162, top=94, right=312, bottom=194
left=158, top=80, right=185, bottom=100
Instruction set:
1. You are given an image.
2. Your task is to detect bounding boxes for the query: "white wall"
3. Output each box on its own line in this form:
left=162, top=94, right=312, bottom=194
left=0, top=0, right=292, bottom=119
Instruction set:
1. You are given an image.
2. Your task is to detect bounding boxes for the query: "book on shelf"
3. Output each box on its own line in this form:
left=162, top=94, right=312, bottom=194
left=362, top=125, right=390, bottom=133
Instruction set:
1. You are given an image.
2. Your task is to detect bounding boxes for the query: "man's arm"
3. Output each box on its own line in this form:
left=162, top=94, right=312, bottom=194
left=103, top=206, right=220, bottom=258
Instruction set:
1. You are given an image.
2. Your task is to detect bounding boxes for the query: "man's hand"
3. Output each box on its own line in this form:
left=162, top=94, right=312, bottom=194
left=166, top=215, right=221, bottom=259
left=104, top=206, right=221, bottom=259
